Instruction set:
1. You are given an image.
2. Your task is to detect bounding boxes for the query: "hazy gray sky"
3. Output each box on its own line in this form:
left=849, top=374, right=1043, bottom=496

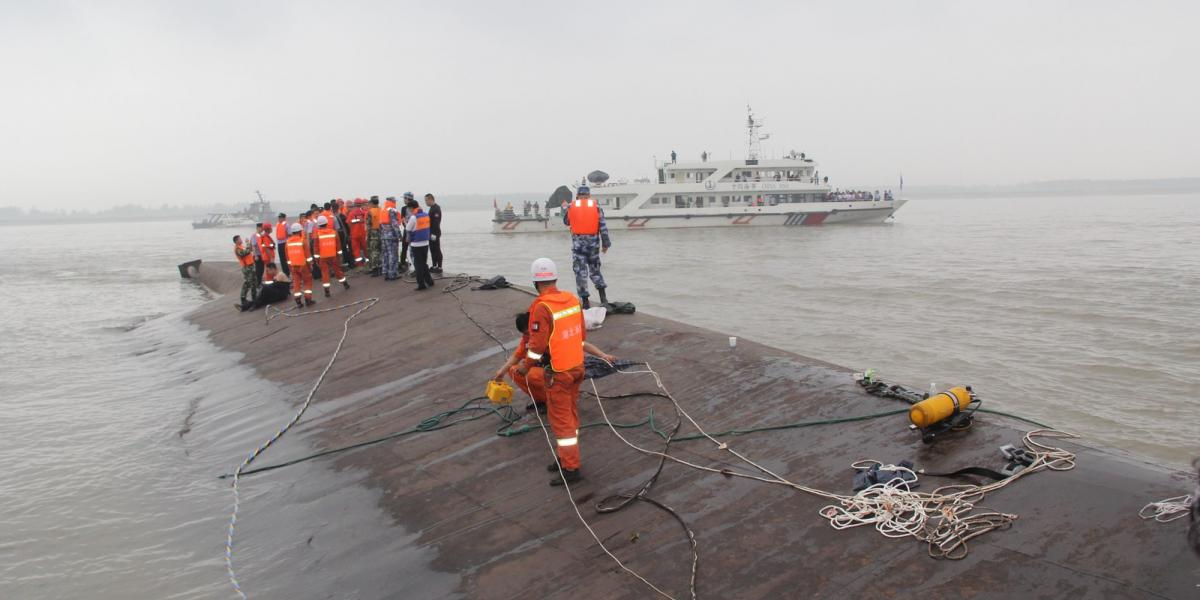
left=2, top=1, right=1197, bottom=210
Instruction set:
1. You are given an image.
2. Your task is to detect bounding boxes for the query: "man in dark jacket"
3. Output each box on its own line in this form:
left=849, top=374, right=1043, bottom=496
left=425, top=193, right=443, bottom=273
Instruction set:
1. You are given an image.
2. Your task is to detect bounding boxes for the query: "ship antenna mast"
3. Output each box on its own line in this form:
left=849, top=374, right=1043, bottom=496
left=746, top=105, right=770, bottom=161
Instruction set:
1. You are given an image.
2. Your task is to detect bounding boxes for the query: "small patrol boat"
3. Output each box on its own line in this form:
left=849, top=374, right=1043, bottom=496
left=492, top=108, right=906, bottom=233
left=191, top=191, right=275, bottom=229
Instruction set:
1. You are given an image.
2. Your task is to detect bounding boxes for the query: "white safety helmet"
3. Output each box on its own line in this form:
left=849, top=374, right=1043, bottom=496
left=316, top=215, right=328, bottom=226
left=530, top=257, right=558, bottom=282
left=289, top=223, right=302, bottom=234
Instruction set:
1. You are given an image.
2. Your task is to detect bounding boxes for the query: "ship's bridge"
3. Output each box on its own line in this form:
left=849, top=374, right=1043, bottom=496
left=651, top=157, right=821, bottom=186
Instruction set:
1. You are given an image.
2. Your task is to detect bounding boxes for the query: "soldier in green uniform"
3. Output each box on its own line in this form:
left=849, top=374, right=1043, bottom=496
left=233, top=234, right=258, bottom=307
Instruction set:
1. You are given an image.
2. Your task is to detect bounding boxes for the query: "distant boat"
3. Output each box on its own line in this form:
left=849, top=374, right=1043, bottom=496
left=192, top=191, right=274, bottom=229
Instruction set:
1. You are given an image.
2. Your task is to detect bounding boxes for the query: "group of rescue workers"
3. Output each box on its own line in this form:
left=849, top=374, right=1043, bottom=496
left=232, top=192, right=444, bottom=310
left=229, top=184, right=614, bottom=486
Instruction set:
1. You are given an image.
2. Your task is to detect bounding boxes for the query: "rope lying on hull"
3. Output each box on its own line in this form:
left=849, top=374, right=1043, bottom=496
left=447, top=272, right=689, bottom=600
left=588, top=361, right=1078, bottom=564
left=224, top=297, right=378, bottom=599
left=1139, top=495, right=1194, bottom=523
left=523, top=371, right=683, bottom=600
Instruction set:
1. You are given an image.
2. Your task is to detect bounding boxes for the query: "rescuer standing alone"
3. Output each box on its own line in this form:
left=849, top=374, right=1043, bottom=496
left=514, top=258, right=587, bottom=486
left=562, top=185, right=611, bottom=309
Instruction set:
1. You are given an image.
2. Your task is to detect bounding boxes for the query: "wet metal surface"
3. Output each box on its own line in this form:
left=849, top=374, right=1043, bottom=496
left=190, top=261, right=1199, bottom=599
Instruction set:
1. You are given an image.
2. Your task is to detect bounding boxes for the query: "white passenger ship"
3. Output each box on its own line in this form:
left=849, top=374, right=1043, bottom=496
left=492, top=109, right=906, bottom=233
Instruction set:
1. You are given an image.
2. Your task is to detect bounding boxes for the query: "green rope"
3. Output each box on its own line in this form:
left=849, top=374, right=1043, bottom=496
left=975, top=407, right=1053, bottom=430
left=223, top=397, right=513, bottom=479
left=224, top=400, right=914, bottom=479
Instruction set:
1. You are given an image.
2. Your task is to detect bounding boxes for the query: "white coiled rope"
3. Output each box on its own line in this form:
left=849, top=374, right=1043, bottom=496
left=1139, top=495, right=1194, bottom=523
left=590, top=361, right=1077, bottom=561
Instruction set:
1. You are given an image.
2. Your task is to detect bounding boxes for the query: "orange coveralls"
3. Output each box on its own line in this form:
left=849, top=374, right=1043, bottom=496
left=514, top=288, right=585, bottom=471
left=314, top=226, right=346, bottom=289
left=285, top=233, right=314, bottom=301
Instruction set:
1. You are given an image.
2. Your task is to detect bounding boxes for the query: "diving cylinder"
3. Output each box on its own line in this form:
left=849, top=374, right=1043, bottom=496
left=909, top=386, right=971, bottom=428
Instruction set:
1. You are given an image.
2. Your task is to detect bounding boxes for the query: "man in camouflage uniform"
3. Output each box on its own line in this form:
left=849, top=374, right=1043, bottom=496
left=380, top=196, right=401, bottom=280
left=233, top=234, right=258, bottom=307
left=367, top=196, right=383, bottom=277
left=562, top=185, right=611, bottom=309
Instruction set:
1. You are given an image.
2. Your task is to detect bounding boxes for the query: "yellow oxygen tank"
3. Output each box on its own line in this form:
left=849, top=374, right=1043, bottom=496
left=486, top=380, right=514, bottom=405
left=909, top=386, right=971, bottom=428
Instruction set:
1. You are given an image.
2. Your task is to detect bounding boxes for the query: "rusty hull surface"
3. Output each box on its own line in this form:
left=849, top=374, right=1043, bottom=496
left=189, top=261, right=1198, bottom=599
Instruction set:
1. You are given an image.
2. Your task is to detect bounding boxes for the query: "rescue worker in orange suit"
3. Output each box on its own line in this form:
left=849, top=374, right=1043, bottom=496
left=274, top=213, right=290, bottom=276
left=314, top=215, right=349, bottom=297
left=347, top=199, right=368, bottom=270
left=494, top=312, right=616, bottom=415
left=285, top=223, right=316, bottom=307
left=233, top=234, right=257, bottom=306
left=504, top=258, right=590, bottom=486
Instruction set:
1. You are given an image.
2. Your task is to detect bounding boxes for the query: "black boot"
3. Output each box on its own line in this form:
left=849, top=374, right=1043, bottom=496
left=294, top=298, right=304, bottom=308
left=598, top=287, right=608, bottom=305
left=526, top=401, right=548, bottom=415
left=324, top=288, right=331, bottom=297
left=343, top=280, right=350, bottom=290
left=581, top=295, right=590, bottom=309
left=305, top=297, right=316, bottom=307
left=549, top=468, right=582, bottom=487
left=547, top=461, right=561, bottom=472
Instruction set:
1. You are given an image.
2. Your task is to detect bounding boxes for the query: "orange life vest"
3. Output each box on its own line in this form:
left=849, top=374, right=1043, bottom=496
left=316, top=227, right=340, bottom=258
left=368, top=207, right=382, bottom=230
left=235, top=243, right=254, bottom=268
left=529, top=290, right=584, bottom=371
left=285, top=233, right=310, bottom=267
left=381, top=200, right=396, bottom=225
left=257, top=232, right=275, bottom=260
left=567, top=198, right=600, bottom=235
left=274, top=221, right=288, bottom=240
left=321, top=209, right=335, bottom=224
